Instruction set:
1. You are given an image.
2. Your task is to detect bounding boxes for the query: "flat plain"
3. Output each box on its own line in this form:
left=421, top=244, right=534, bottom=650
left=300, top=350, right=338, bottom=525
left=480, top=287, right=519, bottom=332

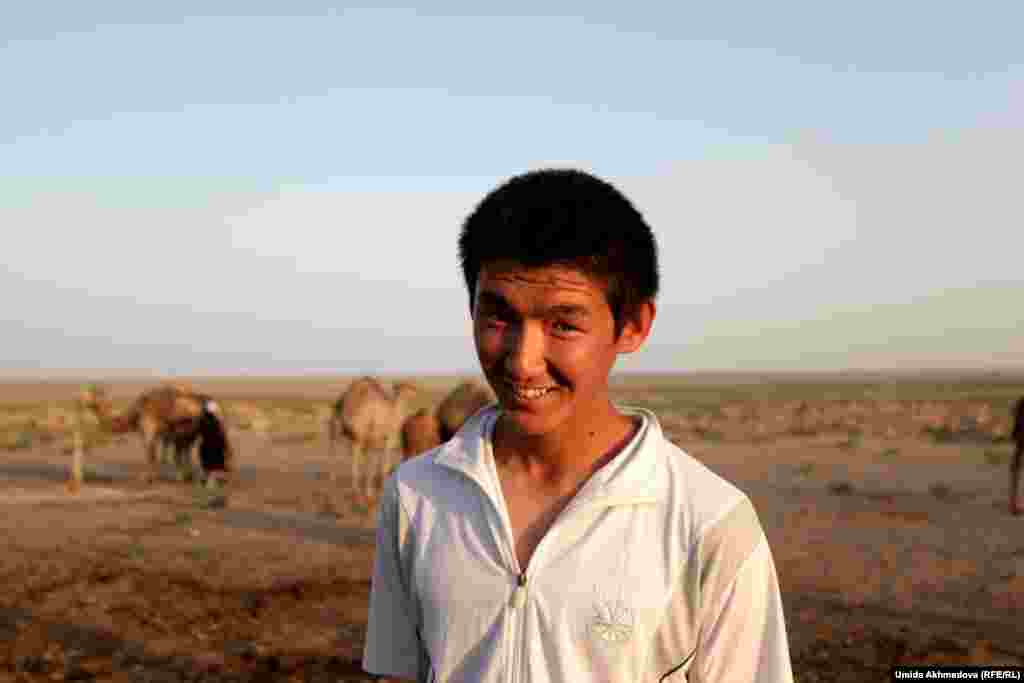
left=1, top=371, right=1023, bottom=682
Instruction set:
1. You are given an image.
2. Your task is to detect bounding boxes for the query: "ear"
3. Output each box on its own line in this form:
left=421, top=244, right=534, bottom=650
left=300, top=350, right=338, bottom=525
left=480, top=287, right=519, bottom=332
left=614, top=300, right=656, bottom=354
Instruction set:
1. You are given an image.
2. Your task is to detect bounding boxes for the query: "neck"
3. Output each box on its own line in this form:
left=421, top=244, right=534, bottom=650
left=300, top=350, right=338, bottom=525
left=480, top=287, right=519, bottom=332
left=84, top=399, right=133, bottom=433
left=84, top=401, right=109, bottom=422
left=493, top=400, right=638, bottom=488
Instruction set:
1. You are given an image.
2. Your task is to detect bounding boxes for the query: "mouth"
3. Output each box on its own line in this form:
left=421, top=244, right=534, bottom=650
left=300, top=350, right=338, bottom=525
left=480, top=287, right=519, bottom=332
left=502, top=381, right=559, bottom=403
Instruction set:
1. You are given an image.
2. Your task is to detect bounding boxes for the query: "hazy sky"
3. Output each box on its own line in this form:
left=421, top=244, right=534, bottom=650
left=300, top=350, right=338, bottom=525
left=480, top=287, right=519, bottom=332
left=2, top=2, right=1022, bottom=377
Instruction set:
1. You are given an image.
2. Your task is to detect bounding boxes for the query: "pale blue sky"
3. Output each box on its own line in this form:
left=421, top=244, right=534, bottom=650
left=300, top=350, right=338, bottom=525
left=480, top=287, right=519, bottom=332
left=2, top=2, right=1022, bottom=376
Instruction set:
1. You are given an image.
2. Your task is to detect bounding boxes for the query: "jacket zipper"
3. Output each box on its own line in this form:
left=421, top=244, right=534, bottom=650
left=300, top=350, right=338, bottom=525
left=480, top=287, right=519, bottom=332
left=505, top=496, right=657, bottom=683
left=443, top=452, right=657, bottom=683
left=510, top=571, right=528, bottom=683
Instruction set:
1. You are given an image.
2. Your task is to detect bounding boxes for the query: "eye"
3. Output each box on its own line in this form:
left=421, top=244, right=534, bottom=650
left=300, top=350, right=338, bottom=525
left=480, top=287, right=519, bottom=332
left=479, top=311, right=507, bottom=327
left=552, top=321, right=579, bottom=334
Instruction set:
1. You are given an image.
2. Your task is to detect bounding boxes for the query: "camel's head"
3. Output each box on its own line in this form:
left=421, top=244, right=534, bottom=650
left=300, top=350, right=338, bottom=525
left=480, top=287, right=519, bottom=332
left=78, top=383, right=107, bottom=408
left=393, top=381, right=420, bottom=404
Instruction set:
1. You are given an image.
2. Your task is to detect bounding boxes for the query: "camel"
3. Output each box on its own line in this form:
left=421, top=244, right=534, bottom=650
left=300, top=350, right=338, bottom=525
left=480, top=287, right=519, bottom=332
left=327, top=377, right=419, bottom=498
left=397, top=380, right=495, bottom=461
left=437, top=380, right=495, bottom=442
left=1010, top=397, right=1024, bottom=516
left=401, top=408, right=443, bottom=460
left=79, top=384, right=234, bottom=485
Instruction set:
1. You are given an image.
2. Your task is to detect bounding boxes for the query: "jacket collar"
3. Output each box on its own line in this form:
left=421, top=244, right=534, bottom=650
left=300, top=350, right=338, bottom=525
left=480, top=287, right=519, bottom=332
left=434, top=405, right=666, bottom=504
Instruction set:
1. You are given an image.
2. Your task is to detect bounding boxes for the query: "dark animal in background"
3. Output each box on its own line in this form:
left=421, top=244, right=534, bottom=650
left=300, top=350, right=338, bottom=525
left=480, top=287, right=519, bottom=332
left=1010, top=397, right=1024, bottom=516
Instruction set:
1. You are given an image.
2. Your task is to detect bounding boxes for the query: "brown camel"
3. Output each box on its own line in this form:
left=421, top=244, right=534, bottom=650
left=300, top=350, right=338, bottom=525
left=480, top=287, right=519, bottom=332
left=327, top=377, right=419, bottom=498
left=79, top=384, right=234, bottom=485
left=401, top=408, right=443, bottom=460
left=437, top=380, right=495, bottom=442
left=1010, top=396, right=1024, bottom=516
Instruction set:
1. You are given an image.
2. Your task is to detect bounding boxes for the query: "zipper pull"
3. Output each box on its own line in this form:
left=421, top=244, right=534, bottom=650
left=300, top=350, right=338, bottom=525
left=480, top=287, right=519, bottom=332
left=512, top=572, right=527, bottom=609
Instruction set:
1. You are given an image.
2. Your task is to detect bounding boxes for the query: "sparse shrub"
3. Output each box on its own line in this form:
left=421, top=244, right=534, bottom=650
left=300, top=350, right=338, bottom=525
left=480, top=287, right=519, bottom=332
left=192, top=485, right=227, bottom=510
left=828, top=480, right=854, bottom=496
left=924, top=425, right=957, bottom=444
left=696, top=428, right=724, bottom=442
left=14, top=430, right=33, bottom=450
left=923, top=423, right=995, bottom=446
left=983, top=449, right=1008, bottom=466
left=929, top=482, right=953, bottom=500
left=880, top=447, right=900, bottom=459
left=1, top=427, right=34, bottom=451
left=80, top=465, right=116, bottom=483
left=126, top=543, right=145, bottom=560
left=175, top=512, right=193, bottom=525
left=797, top=463, right=815, bottom=478
left=839, top=431, right=862, bottom=450
left=185, top=547, right=210, bottom=561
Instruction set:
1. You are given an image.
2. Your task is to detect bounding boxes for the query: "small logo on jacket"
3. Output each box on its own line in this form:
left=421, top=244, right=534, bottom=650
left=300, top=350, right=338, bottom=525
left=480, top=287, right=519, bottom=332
left=588, top=598, right=635, bottom=645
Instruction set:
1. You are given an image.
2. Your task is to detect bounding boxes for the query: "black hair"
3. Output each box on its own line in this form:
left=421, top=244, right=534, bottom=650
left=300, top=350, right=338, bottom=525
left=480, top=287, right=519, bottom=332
left=457, top=168, right=659, bottom=336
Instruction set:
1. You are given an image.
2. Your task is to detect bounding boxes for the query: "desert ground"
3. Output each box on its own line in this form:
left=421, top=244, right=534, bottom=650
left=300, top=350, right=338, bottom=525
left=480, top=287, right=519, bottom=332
left=1, top=372, right=1023, bottom=682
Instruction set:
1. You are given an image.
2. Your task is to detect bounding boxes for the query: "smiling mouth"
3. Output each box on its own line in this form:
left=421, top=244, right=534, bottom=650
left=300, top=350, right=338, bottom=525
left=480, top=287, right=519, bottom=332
left=503, top=382, right=558, bottom=402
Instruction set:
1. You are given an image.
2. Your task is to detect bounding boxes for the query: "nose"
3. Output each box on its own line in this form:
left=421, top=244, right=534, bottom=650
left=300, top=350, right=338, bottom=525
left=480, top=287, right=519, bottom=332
left=503, top=321, right=546, bottom=379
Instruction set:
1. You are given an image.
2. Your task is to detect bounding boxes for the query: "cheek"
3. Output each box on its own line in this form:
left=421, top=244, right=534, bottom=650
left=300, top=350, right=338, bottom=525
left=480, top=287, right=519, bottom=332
left=473, top=326, right=503, bottom=360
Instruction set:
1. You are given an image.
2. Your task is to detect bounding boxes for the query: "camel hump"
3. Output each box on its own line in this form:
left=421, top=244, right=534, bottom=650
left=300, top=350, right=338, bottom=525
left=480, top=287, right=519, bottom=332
left=341, top=376, right=390, bottom=405
left=438, top=380, right=495, bottom=439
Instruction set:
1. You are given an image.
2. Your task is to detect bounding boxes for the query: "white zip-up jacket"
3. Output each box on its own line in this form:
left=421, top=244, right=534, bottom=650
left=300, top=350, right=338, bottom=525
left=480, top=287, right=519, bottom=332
left=363, top=406, right=794, bottom=682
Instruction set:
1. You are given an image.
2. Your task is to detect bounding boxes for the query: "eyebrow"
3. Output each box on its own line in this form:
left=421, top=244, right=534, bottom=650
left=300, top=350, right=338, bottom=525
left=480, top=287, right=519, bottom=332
left=476, top=292, right=591, bottom=319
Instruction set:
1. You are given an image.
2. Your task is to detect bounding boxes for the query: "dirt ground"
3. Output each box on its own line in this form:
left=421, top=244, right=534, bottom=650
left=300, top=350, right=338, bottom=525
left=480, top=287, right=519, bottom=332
left=1, top=377, right=1023, bottom=682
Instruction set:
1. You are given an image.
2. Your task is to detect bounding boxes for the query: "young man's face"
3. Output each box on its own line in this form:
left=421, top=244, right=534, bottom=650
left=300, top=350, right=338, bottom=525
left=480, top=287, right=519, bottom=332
left=472, top=260, right=652, bottom=442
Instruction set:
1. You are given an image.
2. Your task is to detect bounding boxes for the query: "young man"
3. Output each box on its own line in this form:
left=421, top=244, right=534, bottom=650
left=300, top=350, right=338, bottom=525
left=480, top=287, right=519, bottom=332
left=363, top=169, right=794, bottom=682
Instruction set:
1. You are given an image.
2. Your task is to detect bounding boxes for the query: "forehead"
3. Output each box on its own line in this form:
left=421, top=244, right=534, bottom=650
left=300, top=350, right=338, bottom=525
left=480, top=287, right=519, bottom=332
left=475, top=261, right=608, bottom=304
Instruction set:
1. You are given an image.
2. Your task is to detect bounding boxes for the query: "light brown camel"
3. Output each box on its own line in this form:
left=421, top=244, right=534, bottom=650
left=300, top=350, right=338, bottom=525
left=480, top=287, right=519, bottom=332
left=1010, top=396, right=1024, bottom=516
left=401, top=408, right=443, bottom=460
left=437, top=380, right=495, bottom=442
left=327, top=377, right=419, bottom=498
left=79, top=384, right=232, bottom=485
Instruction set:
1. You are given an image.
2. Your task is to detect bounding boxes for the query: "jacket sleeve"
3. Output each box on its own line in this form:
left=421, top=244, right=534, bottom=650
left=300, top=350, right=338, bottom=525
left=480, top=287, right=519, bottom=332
left=362, top=476, right=423, bottom=680
left=691, top=499, right=794, bottom=683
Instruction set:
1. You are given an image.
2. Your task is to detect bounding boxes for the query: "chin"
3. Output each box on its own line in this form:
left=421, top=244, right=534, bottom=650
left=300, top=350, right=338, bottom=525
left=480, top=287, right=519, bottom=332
left=497, top=404, right=567, bottom=439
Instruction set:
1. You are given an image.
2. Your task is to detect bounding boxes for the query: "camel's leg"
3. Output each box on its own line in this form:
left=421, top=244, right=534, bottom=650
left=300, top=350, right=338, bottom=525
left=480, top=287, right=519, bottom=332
left=365, top=439, right=382, bottom=499
left=327, top=417, right=337, bottom=459
left=361, top=444, right=373, bottom=501
left=368, top=447, right=380, bottom=499
left=360, top=443, right=375, bottom=501
left=142, top=435, right=160, bottom=484
left=1011, top=442, right=1023, bottom=516
left=378, top=448, right=392, bottom=496
left=350, top=440, right=363, bottom=499
left=175, top=441, right=194, bottom=483
left=377, top=436, right=398, bottom=493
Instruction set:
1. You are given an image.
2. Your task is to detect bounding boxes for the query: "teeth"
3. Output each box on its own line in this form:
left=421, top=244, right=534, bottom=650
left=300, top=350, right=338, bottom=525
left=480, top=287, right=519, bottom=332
left=508, top=384, right=555, bottom=399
